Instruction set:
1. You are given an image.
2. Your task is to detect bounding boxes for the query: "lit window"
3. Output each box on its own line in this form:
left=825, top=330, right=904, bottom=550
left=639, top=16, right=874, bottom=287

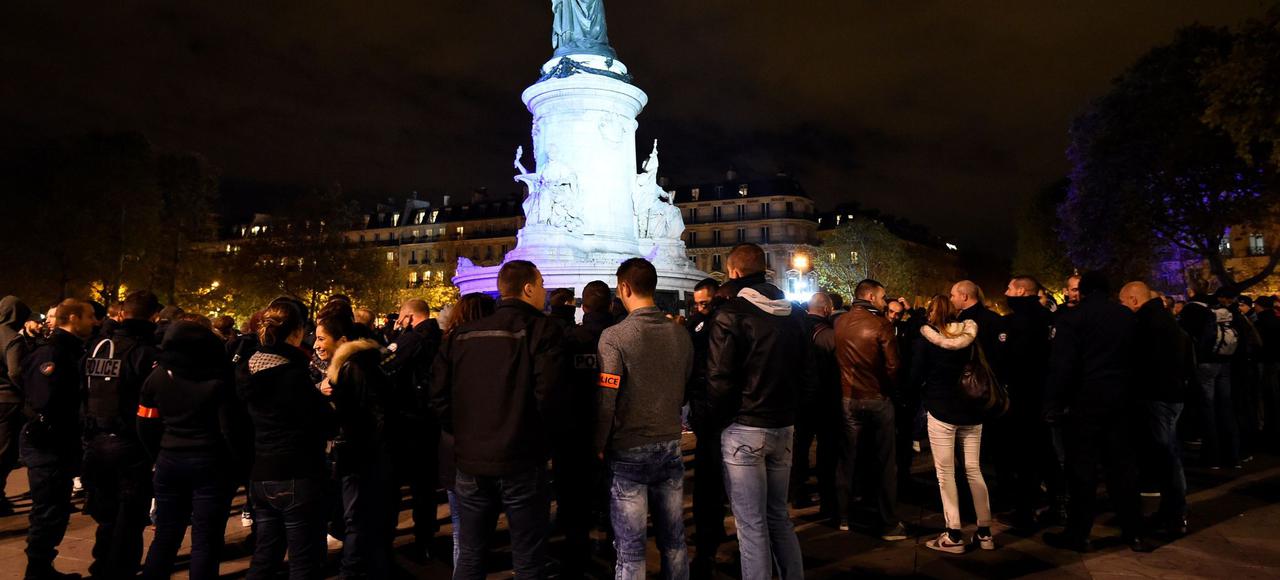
left=415, top=211, right=425, bottom=225
left=739, top=184, right=749, bottom=197
left=409, top=272, right=419, bottom=284
left=430, top=210, right=440, bottom=223
left=412, top=229, right=420, bottom=238
left=691, top=187, right=700, bottom=200
left=1220, top=233, right=1232, bottom=256
left=456, top=226, right=465, bottom=236
left=1250, top=233, right=1266, bottom=256
left=386, top=251, right=395, bottom=262
left=392, top=213, right=401, bottom=227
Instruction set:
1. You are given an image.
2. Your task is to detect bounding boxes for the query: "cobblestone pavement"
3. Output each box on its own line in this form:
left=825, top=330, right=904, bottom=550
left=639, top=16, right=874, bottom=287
left=1, top=435, right=1277, bottom=579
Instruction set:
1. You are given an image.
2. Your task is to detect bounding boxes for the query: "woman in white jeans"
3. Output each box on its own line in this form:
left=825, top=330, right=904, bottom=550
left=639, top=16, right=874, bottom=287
left=908, top=295, right=994, bottom=554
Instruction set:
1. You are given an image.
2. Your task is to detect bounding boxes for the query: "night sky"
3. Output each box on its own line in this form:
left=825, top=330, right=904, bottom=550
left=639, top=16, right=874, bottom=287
left=0, top=1, right=1269, bottom=255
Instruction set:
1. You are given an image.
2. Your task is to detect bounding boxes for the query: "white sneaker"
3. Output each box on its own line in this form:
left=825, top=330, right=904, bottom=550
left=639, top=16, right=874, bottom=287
left=926, top=532, right=966, bottom=554
left=974, top=532, right=996, bottom=551
left=241, top=511, right=253, bottom=528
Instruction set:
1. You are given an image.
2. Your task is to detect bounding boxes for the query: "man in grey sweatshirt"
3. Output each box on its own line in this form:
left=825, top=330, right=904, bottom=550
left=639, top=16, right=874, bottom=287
left=594, top=258, right=693, bottom=580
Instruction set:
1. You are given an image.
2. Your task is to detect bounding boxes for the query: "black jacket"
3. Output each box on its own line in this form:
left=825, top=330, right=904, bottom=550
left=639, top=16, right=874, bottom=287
left=707, top=274, right=815, bottom=429
left=801, top=313, right=841, bottom=414
left=328, top=339, right=394, bottom=476
left=1178, top=301, right=1216, bottom=363
left=1133, top=298, right=1196, bottom=403
left=0, top=296, right=32, bottom=403
left=684, top=301, right=723, bottom=429
left=83, top=318, right=159, bottom=436
left=1001, top=296, right=1053, bottom=418
left=1045, top=295, right=1136, bottom=420
left=958, top=301, right=1004, bottom=375
left=1255, top=310, right=1280, bottom=364
left=382, top=318, right=442, bottom=418
left=910, top=320, right=987, bottom=426
left=430, top=299, right=566, bottom=477
left=138, top=322, right=245, bottom=464
left=21, top=328, right=85, bottom=449
left=237, top=343, right=336, bottom=481
left=561, top=310, right=613, bottom=448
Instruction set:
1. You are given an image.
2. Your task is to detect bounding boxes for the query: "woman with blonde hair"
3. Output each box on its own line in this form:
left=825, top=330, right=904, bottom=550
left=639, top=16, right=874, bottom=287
left=909, top=294, right=994, bottom=554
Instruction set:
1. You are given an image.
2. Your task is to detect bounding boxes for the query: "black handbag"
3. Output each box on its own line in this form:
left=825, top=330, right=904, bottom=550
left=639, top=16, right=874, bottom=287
left=959, top=341, right=1009, bottom=417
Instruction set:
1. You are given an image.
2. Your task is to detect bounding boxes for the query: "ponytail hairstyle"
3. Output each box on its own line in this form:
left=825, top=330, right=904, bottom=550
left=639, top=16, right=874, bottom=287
left=259, top=302, right=304, bottom=347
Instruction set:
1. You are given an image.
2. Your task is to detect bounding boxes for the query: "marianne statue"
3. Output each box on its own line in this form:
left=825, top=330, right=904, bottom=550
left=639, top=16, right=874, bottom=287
left=551, top=0, right=616, bottom=58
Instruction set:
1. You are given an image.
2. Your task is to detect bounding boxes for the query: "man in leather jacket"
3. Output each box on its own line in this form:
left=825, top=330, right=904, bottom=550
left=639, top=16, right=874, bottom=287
left=833, top=279, right=906, bottom=540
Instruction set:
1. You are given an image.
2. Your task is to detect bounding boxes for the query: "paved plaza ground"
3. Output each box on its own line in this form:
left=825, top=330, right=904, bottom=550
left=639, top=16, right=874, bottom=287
left=0, top=434, right=1277, bottom=579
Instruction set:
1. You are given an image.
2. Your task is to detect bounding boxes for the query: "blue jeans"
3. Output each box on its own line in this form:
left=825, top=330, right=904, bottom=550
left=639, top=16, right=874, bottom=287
left=143, top=450, right=233, bottom=580
left=448, top=490, right=462, bottom=565
left=247, top=478, right=328, bottom=580
left=1197, top=363, right=1240, bottom=467
left=721, top=424, right=804, bottom=580
left=454, top=466, right=550, bottom=580
left=607, top=440, right=688, bottom=580
left=1145, top=402, right=1187, bottom=519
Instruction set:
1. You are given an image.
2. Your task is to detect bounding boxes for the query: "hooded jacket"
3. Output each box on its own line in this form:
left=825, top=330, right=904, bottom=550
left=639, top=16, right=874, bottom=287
left=137, top=322, right=245, bottom=463
left=0, top=295, right=32, bottom=402
left=237, top=342, right=336, bottom=481
left=327, top=338, right=394, bottom=474
left=834, top=299, right=900, bottom=400
left=707, top=273, right=814, bottom=429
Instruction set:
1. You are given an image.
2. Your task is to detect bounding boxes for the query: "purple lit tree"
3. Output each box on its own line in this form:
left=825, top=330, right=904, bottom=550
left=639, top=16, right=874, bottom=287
left=1060, top=25, right=1279, bottom=293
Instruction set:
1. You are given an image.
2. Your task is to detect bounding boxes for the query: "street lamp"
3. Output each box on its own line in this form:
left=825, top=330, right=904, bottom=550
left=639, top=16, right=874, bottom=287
left=787, top=252, right=814, bottom=302
left=792, top=253, right=810, bottom=271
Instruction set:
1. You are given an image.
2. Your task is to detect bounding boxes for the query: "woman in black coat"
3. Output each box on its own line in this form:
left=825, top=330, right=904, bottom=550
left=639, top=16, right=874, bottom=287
left=239, top=302, right=336, bottom=580
left=909, top=295, right=994, bottom=555
left=314, top=307, right=397, bottom=578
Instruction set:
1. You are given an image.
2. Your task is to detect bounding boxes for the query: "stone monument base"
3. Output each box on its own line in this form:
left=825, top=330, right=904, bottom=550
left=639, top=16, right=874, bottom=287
left=454, top=258, right=707, bottom=313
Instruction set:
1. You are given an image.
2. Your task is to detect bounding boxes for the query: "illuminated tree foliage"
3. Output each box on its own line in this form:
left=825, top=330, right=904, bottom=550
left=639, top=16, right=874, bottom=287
left=1061, top=24, right=1279, bottom=292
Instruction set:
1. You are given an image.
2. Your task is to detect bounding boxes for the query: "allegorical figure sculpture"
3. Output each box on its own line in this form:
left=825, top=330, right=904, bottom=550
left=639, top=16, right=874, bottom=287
left=514, top=145, right=584, bottom=233
left=551, top=0, right=615, bottom=58
left=633, top=140, right=684, bottom=241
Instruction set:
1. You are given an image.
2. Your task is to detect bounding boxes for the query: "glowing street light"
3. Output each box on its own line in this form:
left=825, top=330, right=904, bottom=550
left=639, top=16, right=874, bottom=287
left=792, top=253, right=810, bottom=271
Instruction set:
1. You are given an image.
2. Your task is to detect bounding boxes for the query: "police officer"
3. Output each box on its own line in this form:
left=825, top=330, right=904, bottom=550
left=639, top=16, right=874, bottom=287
left=686, top=277, right=727, bottom=578
left=381, top=298, right=441, bottom=559
left=555, top=280, right=614, bottom=576
left=21, top=299, right=95, bottom=580
left=81, top=290, right=163, bottom=579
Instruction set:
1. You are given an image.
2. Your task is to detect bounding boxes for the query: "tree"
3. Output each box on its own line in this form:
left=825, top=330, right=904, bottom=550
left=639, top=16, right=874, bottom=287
left=1201, top=8, right=1280, bottom=172
left=814, top=216, right=918, bottom=300
left=1012, top=180, right=1074, bottom=291
left=1061, top=25, right=1279, bottom=293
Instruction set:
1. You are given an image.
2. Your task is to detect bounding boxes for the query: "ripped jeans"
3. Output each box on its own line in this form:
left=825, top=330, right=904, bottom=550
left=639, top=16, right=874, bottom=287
left=607, top=440, right=688, bottom=580
left=721, top=423, right=804, bottom=580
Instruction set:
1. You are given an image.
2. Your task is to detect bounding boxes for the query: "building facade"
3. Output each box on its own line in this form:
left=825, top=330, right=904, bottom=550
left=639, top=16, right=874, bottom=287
left=669, top=174, right=821, bottom=294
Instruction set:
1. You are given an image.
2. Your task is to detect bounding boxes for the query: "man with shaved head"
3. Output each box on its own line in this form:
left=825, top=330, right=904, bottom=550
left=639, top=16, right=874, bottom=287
left=951, top=280, right=1004, bottom=382
left=790, top=292, right=839, bottom=516
left=1123, top=280, right=1194, bottom=536
left=994, top=276, right=1057, bottom=529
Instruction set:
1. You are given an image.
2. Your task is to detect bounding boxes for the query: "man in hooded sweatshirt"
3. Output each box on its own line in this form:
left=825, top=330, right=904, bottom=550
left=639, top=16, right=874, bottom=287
left=0, top=295, right=34, bottom=516
left=707, top=243, right=810, bottom=580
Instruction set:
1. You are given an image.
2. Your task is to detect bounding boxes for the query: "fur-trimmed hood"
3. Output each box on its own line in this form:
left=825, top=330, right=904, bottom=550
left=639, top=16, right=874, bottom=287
left=326, top=338, right=381, bottom=385
left=920, top=319, right=977, bottom=350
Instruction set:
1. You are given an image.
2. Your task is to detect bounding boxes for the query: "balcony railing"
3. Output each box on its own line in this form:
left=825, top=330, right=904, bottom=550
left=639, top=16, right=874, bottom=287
left=684, top=211, right=815, bottom=225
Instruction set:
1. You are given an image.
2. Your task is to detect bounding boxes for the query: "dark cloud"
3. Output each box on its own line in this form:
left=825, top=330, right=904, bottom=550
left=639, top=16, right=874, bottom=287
left=0, top=1, right=1267, bottom=253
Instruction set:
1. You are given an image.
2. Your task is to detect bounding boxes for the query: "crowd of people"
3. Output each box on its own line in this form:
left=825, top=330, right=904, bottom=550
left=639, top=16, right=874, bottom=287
left=0, top=241, right=1274, bottom=579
